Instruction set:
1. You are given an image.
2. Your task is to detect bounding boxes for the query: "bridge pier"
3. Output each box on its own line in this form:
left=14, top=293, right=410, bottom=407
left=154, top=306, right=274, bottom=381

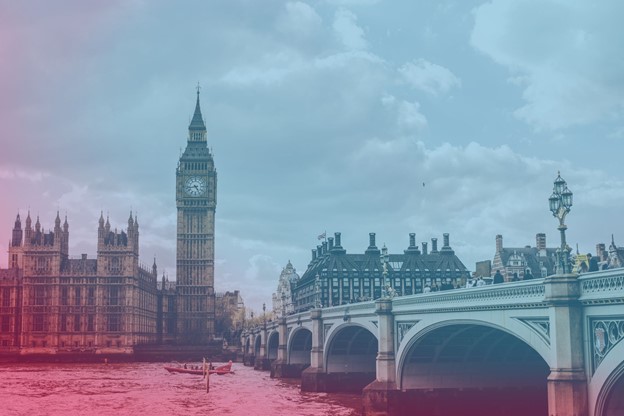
left=243, top=353, right=255, bottom=367
left=301, top=309, right=325, bottom=391
left=271, top=316, right=292, bottom=377
left=254, top=327, right=271, bottom=371
left=363, top=298, right=399, bottom=415
left=545, top=273, right=588, bottom=416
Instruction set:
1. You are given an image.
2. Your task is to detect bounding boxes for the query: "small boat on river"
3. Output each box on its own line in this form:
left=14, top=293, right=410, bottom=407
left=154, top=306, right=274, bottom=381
left=164, top=360, right=233, bottom=376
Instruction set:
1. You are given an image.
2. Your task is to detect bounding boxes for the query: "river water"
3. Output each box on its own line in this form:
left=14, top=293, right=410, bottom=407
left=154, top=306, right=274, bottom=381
left=0, top=362, right=362, bottom=416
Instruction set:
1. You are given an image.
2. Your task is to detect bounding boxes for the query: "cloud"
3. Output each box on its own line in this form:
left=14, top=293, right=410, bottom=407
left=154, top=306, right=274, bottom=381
left=276, top=2, right=323, bottom=37
left=471, top=0, right=624, bottom=130
left=381, top=94, right=428, bottom=134
left=325, top=0, right=381, bottom=5
left=398, top=59, right=461, bottom=95
left=333, top=8, right=368, bottom=50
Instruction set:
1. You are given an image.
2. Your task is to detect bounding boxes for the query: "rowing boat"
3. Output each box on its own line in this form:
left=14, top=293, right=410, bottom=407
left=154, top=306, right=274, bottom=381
left=164, top=360, right=233, bottom=375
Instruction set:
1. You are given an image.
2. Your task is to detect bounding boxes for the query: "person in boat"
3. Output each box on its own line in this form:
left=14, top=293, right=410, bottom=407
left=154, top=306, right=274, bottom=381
left=183, top=364, right=187, bottom=369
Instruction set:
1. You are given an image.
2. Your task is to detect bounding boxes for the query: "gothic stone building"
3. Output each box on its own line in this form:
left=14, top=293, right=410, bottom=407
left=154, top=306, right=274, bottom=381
left=293, top=232, right=469, bottom=313
left=0, top=90, right=221, bottom=355
left=0, top=212, right=160, bottom=354
left=271, top=261, right=299, bottom=318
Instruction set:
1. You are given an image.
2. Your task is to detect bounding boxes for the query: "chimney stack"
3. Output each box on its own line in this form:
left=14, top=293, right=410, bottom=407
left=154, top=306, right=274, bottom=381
left=409, top=233, right=416, bottom=248
left=431, top=238, right=438, bottom=253
left=312, top=249, right=317, bottom=261
left=335, top=232, right=342, bottom=248
left=422, top=242, right=428, bottom=255
left=369, top=232, right=376, bottom=248
left=443, top=233, right=450, bottom=248
left=328, top=237, right=334, bottom=251
left=496, top=234, right=503, bottom=252
left=317, top=245, right=322, bottom=258
left=536, top=233, right=546, bottom=250
left=322, top=241, right=328, bottom=255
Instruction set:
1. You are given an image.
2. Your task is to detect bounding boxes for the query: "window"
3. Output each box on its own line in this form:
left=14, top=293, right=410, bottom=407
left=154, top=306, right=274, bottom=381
left=10, top=254, right=18, bottom=269
left=87, top=315, right=94, bottom=332
left=37, top=257, right=47, bottom=272
left=107, top=314, right=120, bottom=332
left=60, top=314, right=67, bottom=332
left=108, top=287, right=119, bottom=306
left=1, top=316, right=10, bottom=332
left=61, top=287, right=68, bottom=306
left=73, top=315, right=80, bottom=332
left=33, top=315, right=45, bottom=331
left=34, top=287, right=45, bottom=305
left=110, top=257, right=121, bottom=274
left=74, top=287, right=81, bottom=306
left=87, top=287, right=95, bottom=305
left=2, top=288, right=10, bottom=307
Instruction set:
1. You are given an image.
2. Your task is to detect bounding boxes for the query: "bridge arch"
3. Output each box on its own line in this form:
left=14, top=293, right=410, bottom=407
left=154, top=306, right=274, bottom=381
left=267, top=330, right=279, bottom=361
left=396, top=316, right=552, bottom=376
left=324, top=322, right=378, bottom=374
left=397, top=320, right=550, bottom=415
left=592, top=338, right=624, bottom=416
left=288, top=327, right=312, bottom=366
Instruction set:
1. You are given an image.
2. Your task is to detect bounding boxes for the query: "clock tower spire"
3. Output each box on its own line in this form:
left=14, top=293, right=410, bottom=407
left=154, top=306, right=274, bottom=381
left=175, top=87, right=217, bottom=345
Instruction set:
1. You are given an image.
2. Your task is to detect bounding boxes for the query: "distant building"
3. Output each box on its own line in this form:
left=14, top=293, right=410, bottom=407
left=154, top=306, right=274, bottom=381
left=0, top=212, right=160, bottom=353
left=592, top=237, right=624, bottom=271
left=215, top=290, right=245, bottom=345
left=491, top=233, right=557, bottom=280
left=0, top=89, right=236, bottom=356
left=474, top=260, right=492, bottom=278
left=293, top=232, right=469, bottom=313
left=272, top=261, right=299, bottom=318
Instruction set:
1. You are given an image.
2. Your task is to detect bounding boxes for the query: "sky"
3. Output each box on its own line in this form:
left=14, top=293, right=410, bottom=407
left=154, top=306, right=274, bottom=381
left=1, top=0, right=624, bottom=313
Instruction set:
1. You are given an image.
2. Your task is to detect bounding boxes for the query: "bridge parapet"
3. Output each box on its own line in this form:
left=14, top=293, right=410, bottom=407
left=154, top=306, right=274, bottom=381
left=392, top=279, right=546, bottom=313
left=579, top=269, right=624, bottom=305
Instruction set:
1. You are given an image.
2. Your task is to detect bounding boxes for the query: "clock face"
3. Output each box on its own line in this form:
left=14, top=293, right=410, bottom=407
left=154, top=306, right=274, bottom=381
left=184, top=177, right=206, bottom=197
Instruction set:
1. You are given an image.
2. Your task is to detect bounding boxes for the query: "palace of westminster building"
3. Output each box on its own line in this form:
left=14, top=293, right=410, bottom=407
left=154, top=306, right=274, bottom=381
left=0, top=91, right=218, bottom=356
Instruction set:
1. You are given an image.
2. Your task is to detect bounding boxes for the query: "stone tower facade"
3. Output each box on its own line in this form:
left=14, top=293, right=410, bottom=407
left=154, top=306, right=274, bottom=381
left=1, top=212, right=159, bottom=353
left=175, top=90, right=217, bottom=344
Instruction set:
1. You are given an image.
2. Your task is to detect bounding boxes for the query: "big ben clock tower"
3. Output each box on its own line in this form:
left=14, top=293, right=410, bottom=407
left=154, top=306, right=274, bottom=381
left=176, top=88, right=217, bottom=344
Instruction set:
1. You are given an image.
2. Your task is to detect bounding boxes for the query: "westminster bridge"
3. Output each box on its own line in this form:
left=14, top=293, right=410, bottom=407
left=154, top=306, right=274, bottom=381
left=241, top=269, right=624, bottom=416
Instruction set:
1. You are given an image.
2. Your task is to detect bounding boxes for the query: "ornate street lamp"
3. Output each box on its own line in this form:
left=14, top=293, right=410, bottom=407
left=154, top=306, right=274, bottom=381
left=380, top=244, right=394, bottom=299
left=549, top=172, right=573, bottom=274
left=314, top=273, right=321, bottom=308
left=262, top=302, right=267, bottom=330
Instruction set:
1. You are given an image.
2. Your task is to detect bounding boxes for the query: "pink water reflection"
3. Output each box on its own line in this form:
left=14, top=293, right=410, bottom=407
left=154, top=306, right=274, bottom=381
left=0, top=362, right=361, bottom=416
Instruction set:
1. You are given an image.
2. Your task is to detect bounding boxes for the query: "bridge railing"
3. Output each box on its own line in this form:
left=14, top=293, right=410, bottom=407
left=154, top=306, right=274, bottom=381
left=391, top=279, right=546, bottom=313
left=578, top=268, right=624, bottom=304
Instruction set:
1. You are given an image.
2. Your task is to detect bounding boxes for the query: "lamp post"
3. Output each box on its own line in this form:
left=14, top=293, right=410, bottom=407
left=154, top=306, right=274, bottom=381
left=262, top=302, right=266, bottom=330
left=549, top=172, right=573, bottom=274
left=314, top=273, right=321, bottom=308
left=380, top=244, right=393, bottom=299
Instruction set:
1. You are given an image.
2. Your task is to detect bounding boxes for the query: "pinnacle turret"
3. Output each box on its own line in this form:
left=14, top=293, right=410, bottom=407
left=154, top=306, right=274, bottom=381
left=55, top=211, right=61, bottom=230
left=189, top=88, right=206, bottom=131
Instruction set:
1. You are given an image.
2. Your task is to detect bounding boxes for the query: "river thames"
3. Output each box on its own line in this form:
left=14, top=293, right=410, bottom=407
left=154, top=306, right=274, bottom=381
left=0, top=362, right=362, bottom=416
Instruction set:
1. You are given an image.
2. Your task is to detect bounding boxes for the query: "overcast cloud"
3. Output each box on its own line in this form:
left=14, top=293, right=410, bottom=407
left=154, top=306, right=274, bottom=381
left=1, top=0, right=623, bottom=312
